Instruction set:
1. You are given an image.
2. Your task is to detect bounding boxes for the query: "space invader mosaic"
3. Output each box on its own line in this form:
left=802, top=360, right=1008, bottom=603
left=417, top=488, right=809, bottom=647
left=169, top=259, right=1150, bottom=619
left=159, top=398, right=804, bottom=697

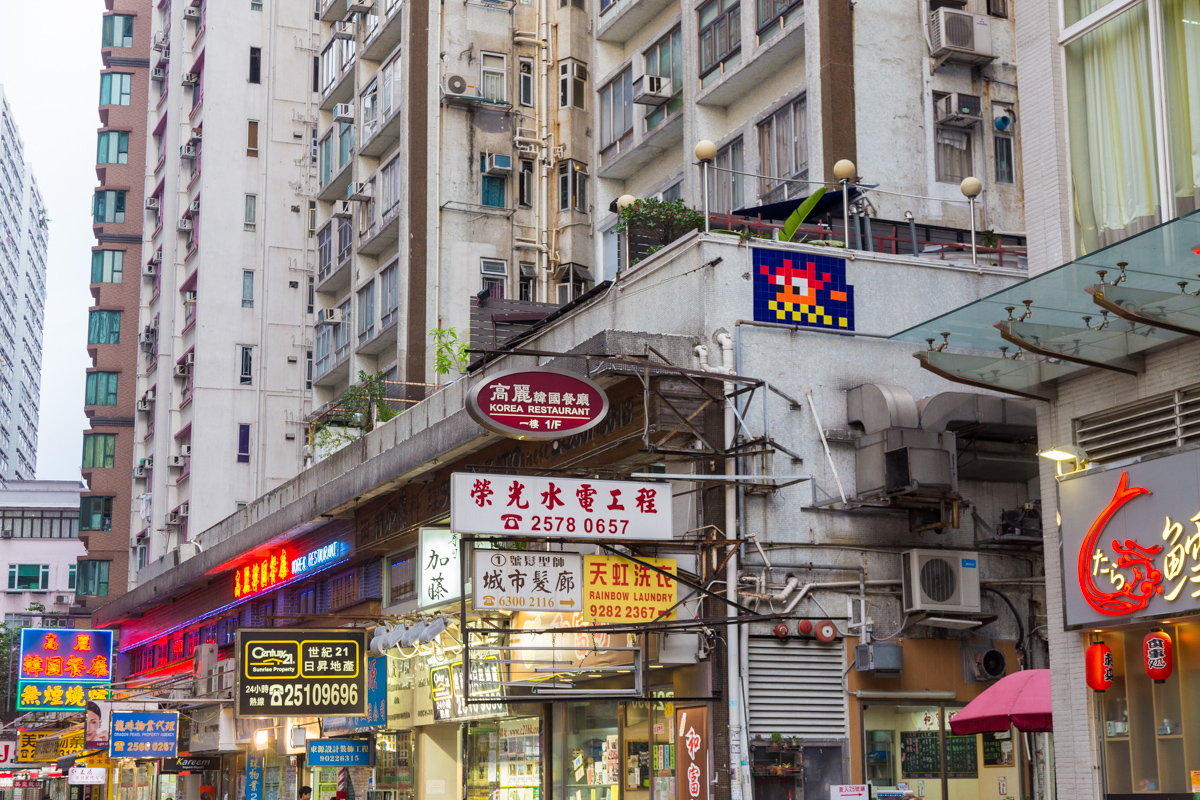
left=752, top=248, right=855, bottom=331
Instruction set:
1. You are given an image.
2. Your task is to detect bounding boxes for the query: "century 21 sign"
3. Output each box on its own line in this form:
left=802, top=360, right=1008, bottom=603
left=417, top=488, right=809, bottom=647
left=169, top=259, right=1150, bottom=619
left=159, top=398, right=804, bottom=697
left=236, top=628, right=367, bottom=717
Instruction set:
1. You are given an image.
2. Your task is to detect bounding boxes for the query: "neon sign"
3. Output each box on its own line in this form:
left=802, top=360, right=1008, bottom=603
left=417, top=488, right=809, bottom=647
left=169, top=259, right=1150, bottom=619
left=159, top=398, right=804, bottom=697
left=1078, top=471, right=1163, bottom=615
left=234, top=541, right=349, bottom=599
left=16, top=629, right=113, bottom=713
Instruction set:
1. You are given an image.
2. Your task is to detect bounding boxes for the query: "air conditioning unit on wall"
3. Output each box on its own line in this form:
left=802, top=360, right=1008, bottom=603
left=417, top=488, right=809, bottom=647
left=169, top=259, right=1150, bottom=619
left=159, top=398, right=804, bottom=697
left=901, top=549, right=981, bottom=614
left=929, top=8, right=994, bottom=65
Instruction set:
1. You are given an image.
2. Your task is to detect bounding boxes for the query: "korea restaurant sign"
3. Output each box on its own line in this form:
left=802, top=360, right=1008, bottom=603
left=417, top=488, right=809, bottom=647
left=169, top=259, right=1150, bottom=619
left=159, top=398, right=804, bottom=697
left=1060, top=448, right=1200, bottom=628
left=236, top=628, right=367, bottom=717
left=451, top=473, right=672, bottom=540
left=16, top=629, right=112, bottom=712
left=466, top=368, right=609, bottom=440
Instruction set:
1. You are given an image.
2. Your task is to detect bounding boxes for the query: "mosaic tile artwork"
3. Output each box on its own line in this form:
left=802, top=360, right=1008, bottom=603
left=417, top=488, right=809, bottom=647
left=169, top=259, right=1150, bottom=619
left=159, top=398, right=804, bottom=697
left=752, top=248, right=855, bottom=330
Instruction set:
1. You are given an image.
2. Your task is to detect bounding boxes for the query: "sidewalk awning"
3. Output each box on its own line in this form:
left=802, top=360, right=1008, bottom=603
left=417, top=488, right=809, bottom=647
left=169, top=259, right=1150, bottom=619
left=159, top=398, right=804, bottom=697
left=949, top=669, right=1052, bottom=734
left=892, top=210, right=1200, bottom=400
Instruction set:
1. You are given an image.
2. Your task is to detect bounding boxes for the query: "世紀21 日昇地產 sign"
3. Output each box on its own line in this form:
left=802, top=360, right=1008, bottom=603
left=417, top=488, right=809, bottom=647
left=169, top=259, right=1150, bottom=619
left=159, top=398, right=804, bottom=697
left=236, top=628, right=367, bottom=717
left=451, top=473, right=673, bottom=540
left=466, top=368, right=609, bottom=440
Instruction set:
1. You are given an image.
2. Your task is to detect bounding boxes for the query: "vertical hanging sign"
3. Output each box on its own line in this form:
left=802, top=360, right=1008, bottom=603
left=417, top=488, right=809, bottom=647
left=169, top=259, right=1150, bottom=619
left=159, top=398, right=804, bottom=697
left=675, top=706, right=709, bottom=800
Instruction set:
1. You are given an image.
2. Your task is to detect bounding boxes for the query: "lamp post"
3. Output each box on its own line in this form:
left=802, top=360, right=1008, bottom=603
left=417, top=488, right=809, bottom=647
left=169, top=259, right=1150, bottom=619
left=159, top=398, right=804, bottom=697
left=961, top=176, right=982, bottom=266
left=695, top=140, right=717, bottom=233
left=833, top=159, right=856, bottom=248
left=616, top=194, right=636, bottom=272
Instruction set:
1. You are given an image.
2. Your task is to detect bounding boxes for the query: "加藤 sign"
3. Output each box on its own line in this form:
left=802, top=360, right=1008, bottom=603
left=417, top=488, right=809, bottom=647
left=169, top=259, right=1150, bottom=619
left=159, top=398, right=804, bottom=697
left=450, top=473, right=673, bottom=540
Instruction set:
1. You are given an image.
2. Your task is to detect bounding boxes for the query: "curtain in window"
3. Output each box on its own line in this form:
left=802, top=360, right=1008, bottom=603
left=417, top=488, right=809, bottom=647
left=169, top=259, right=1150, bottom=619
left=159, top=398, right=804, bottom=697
left=88, top=311, right=120, bottom=345
left=1164, top=0, right=1200, bottom=214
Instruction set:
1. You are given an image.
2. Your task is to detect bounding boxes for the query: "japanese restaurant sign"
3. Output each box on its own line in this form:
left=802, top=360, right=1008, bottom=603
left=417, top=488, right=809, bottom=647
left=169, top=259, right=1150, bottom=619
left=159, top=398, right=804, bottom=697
left=16, top=629, right=112, bottom=712
left=451, top=473, right=673, bottom=540
left=472, top=550, right=583, bottom=612
left=109, top=711, right=178, bottom=758
left=466, top=368, right=609, bottom=440
left=675, top=706, right=709, bottom=800
left=583, top=555, right=677, bottom=623
left=1059, top=449, right=1200, bottom=628
left=417, top=528, right=465, bottom=610
left=236, top=628, right=367, bottom=717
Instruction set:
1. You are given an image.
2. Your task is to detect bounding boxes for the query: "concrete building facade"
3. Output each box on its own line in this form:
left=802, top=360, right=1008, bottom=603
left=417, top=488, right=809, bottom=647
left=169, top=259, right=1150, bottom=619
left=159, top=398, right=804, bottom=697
left=130, top=0, right=317, bottom=584
left=0, top=481, right=86, bottom=629
left=0, top=87, right=48, bottom=485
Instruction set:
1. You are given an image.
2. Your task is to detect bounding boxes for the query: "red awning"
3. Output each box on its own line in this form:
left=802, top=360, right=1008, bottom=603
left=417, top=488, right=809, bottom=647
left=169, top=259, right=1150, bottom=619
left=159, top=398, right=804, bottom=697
left=949, top=669, right=1052, bottom=734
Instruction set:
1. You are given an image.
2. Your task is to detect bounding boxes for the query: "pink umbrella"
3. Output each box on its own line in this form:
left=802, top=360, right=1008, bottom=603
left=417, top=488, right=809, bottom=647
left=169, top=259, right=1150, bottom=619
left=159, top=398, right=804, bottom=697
left=949, top=669, right=1052, bottom=734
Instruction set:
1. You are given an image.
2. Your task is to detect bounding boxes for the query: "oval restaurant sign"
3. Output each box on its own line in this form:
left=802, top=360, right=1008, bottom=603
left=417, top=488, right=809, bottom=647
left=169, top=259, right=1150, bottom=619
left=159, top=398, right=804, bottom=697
left=466, top=368, right=609, bottom=440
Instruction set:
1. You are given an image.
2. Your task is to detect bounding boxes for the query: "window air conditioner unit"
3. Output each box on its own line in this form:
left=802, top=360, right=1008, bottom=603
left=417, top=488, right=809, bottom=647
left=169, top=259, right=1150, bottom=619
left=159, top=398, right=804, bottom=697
left=143, top=263, right=158, bottom=278
left=332, top=200, right=353, bottom=219
left=901, top=549, right=981, bottom=615
left=0, top=530, right=11, bottom=539
left=183, top=6, right=201, bottom=20
left=190, top=127, right=203, bottom=142
left=183, top=290, right=198, bottom=305
left=929, top=8, right=993, bottom=65
left=189, top=199, right=201, bottom=213
left=145, top=197, right=160, bottom=210
left=168, top=455, right=187, bottom=469
left=349, top=182, right=373, bottom=201
left=134, top=465, right=149, bottom=479
left=150, top=250, right=162, bottom=265
left=179, top=502, right=190, bottom=517
left=177, top=218, right=194, bottom=232
left=151, top=68, right=167, bottom=83
left=316, top=307, right=345, bottom=326
left=485, top=153, right=513, bottom=175
left=934, top=92, right=983, bottom=128
left=152, top=32, right=167, bottom=51
left=146, top=388, right=156, bottom=401
left=334, top=103, right=355, bottom=123
left=173, top=362, right=190, bottom=378
left=143, top=456, right=155, bottom=468
left=139, top=329, right=156, bottom=346
left=181, top=144, right=197, bottom=159
left=332, top=20, right=356, bottom=39
left=166, top=511, right=182, bottom=525
left=182, top=72, right=200, bottom=86
left=137, top=398, right=153, bottom=412
left=180, top=444, right=192, bottom=457
left=632, top=74, right=672, bottom=106
left=184, top=352, right=195, bottom=366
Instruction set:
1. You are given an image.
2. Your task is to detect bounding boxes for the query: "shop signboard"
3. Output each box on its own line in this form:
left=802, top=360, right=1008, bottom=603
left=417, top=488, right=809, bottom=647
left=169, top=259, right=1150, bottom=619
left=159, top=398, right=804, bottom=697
left=472, top=550, right=583, bottom=612
left=16, top=629, right=113, bottom=712
left=17, top=731, right=50, bottom=762
left=1059, top=449, right=1200, bottom=628
left=451, top=473, right=673, bottom=540
left=246, top=754, right=265, bottom=800
left=385, top=657, right=415, bottom=730
left=109, top=711, right=179, bottom=758
left=67, top=768, right=107, bottom=785
left=675, top=706, right=709, bottom=800
left=306, top=739, right=374, bottom=766
left=13, top=779, right=43, bottom=789
left=161, top=756, right=222, bottom=774
left=33, top=726, right=84, bottom=762
left=583, top=555, right=678, bottom=623
left=417, top=528, right=465, bottom=610
left=509, top=611, right=638, bottom=681
left=465, top=368, right=610, bottom=440
left=236, top=628, right=368, bottom=717
left=829, top=788, right=869, bottom=800
left=428, top=656, right=505, bottom=722
left=0, top=739, right=15, bottom=768
left=234, top=540, right=352, bottom=600
left=323, top=656, right=387, bottom=734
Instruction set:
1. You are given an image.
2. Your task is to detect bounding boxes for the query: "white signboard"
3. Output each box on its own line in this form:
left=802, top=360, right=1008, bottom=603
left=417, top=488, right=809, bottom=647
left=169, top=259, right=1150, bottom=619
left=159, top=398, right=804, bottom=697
left=451, top=473, right=673, bottom=540
left=0, top=738, right=16, bottom=768
left=829, top=787, right=869, bottom=800
left=472, top=550, right=583, bottom=612
left=417, top=528, right=465, bottom=610
left=68, top=768, right=107, bottom=786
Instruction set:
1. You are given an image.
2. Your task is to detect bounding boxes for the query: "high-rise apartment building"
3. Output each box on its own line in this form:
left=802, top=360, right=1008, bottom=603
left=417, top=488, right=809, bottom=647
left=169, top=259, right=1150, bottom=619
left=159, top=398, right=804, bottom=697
left=309, top=0, right=594, bottom=407
left=0, top=481, right=85, bottom=634
left=79, top=0, right=153, bottom=616
left=0, top=87, right=48, bottom=485
left=131, top=0, right=317, bottom=582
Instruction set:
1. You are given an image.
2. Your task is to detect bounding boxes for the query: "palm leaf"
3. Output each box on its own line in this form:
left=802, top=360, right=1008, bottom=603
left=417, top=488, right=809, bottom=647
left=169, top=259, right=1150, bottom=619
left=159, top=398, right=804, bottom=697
left=780, top=187, right=826, bottom=242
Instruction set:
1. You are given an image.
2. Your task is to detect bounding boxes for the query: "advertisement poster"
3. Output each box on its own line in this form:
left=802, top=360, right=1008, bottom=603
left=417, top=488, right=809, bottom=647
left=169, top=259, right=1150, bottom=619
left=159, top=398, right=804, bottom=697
left=236, top=628, right=367, bottom=717
left=109, top=711, right=179, bottom=758
left=323, top=657, right=386, bottom=735
left=86, top=699, right=140, bottom=750
left=306, top=740, right=374, bottom=767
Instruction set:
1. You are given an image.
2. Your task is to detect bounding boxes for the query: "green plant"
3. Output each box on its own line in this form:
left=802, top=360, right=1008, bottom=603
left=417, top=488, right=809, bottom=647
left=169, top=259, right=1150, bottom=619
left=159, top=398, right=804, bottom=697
left=780, top=187, right=826, bottom=243
left=430, top=327, right=469, bottom=377
left=311, top=370, right=400, bottom=456
left=616, top=198, right=706, bottom=257
left=770, top=732, right=783, bottom=745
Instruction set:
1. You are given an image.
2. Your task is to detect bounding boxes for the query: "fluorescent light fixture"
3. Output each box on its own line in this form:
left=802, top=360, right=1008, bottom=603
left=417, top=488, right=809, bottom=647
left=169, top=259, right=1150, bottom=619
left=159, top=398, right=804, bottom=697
left=255, top=730, right=270, bottom=750
left=1037, top=444, right=1088, bottom=462
left=419, top=615, right=449, bottom=644
left=400, top=622, right=426, bottom=647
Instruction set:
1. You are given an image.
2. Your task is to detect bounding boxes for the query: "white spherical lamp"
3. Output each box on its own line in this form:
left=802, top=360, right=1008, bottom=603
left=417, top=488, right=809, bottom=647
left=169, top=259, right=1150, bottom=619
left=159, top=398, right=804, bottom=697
left=694, top=140, right=718, bottom=163
left=960, top=176, right=983, bottom=198
left=833, top=160, right=856, bottom=182
left=616, top=194, right=637, bottom=210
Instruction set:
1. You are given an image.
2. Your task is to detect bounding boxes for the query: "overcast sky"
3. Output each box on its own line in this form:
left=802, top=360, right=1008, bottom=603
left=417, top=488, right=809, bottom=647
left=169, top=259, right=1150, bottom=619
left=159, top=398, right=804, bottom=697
left=1, top=5, right=103, bottom=482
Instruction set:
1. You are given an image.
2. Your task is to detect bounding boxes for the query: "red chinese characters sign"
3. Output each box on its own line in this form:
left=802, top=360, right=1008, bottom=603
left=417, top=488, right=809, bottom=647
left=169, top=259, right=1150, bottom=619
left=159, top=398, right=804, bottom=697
left=450, top=473, right=673, bottom=540
left=675, top=706, right=709, bottom=800
left=16, top=629, right=113, bottom=713
left=466, top=368, right=609, bottom=440
left=583, top=555, right=678, bottom=623
left=234, top=546, right=293, bottom=599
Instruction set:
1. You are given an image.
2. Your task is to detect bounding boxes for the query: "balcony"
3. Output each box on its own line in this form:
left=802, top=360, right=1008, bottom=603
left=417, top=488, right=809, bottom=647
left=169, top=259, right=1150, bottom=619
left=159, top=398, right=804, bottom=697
left=598, top=110, right=683, bottom=180
left=320, top=58, right=356, bottom=111
left=358, top=200, right=401, bottom=256
left=356, top=308, right=398, bottom=356
left=313, top=334, right=353, bottom=387
left=362, top=0, right=403, bottom=61
left=320, top=0, right=349, bottom=21
left=597, top=0, right=678, bottom=43
left=318, top=154, right=354, bottom=202
left=697, top=9, right=804, bottom=107
left=360, top=104, right=402, bottom=158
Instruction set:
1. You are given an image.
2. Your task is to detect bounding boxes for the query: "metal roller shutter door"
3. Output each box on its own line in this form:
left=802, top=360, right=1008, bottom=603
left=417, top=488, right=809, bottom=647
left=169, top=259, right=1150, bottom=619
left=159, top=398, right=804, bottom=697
left=746, top=637, right=847, bottom=738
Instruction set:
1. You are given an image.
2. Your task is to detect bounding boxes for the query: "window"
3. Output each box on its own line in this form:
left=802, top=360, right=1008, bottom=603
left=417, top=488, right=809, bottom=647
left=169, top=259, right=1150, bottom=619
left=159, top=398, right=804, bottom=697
left=994, top=135, right=1015, bottom=184
left=559, top=60, right=588, bottom=110
left=306, top=349, right=313, bottom=389
left=599, top=69, right=634, bottom=149
left=699, top=0, right=741, bottom=76
left=519, top=59, right=534, bottom=106
left=518, top=160, right=534, bottom=207
left=757, top=0, right=800, bottom=33
left=318, top=224, right=333, bottom=280
left=82, top=434, right=117, bottom=469
left=244, top=194, right=257, bottom=231
left=92, top=190, right=127, bottom=224
left=91, top=250, right=124, bottom=283
left=338, top=121, right=354, bottom=167
left=0, top=509, right=78, bottom=539
left=308, top=275, right=315, bottom=314
left=482, top=163, right=507, bottom=209
left=80, top=498, right=114, bottom=533
left=481, top=53, right=506, bottom=102
left=97, top=131, right=129, bottom=164
left=659, top=181, right=683, bottom=203
left=709, top=138, right=744, bottom=213
left=242, top=270, right=254, bottom=308
left=758, top=98, right=808, bottom=202
left=382, top=54, right=400, bottom=116
left=247, top=120, right=259, bottom=156
left=68, top=565, right=77, bottom=591
left=935, top=128, right=973, bottom=183
left=253, top=0, right=263, bottom=9
left=237, top=424, right=251, bottom=463
left=481, top=258, right=508, bottom=298
left=239, top=346, right=253, bottom=385
left=85, top=372, right=119, bottom=406
left=986, top=0, right=1007, bottom=17
left=389, top=552, right=416, bottom=603
left=249, top=47, right=261, bottom=83
left=4, top=614, right=33, bottom=628
left=297, top=587, right=317, bottom=615
left=330, top=568, right=361, bottom=608
left=380, top=264, right=399, bottom=327
left=519, top=262, right=536, bottom=301
left=362, top=80, right=379, bottom=132
left=102, top=15, right=135, bottom=48
left=358, top=282, right=375, bottom=344
left=645, top=29, right=684, bottom=130
left=99, top=73, right=133, bottom=106
left=87, top=310, right=121, bottom=345
left=558, top=160, right=589, bottom=212
left=7, top=565, right=49, bottom=591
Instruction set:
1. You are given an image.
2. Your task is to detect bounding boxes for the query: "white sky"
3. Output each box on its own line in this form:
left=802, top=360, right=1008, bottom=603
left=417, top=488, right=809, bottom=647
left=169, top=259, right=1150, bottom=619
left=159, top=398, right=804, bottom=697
left=0, top=5, right=104, bottom=481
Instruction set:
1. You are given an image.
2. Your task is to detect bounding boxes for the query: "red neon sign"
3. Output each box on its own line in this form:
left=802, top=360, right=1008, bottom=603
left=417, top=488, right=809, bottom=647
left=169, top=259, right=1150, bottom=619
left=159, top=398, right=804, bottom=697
left=234, top=547, right=290, bottom=599
left=1077, top=471, right=1163, bottom=615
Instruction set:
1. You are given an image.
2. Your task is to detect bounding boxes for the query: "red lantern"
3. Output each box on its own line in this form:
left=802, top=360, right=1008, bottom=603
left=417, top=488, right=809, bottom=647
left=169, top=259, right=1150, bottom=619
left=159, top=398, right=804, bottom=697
left=1144, top=631, right=1174, bottom=683
left=1086, top=643, right=1113, bottom=691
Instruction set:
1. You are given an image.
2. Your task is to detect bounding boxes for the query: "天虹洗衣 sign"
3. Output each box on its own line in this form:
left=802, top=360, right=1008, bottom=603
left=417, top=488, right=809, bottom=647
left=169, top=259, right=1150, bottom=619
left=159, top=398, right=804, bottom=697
left=236, top=628, right=367, bottom=717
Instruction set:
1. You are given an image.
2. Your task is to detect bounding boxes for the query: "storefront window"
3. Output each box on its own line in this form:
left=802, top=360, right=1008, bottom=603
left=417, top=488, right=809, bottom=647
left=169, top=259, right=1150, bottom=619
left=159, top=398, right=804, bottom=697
left=564, top=701, right=620, bottom=800
left=624, top=693, right=676, bottom=800
left=378, top=730, right=416, bottom=800
left=468, top=717, right=542, bottom=800
left=117, top=761, right=157, bottom=800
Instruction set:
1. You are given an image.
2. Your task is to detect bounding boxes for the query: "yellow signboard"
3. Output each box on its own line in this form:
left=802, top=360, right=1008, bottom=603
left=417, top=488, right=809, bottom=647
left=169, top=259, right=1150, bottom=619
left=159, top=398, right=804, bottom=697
left=18, top=730, right=51, bottom=762
left=583, top=556, right=677, bottom=623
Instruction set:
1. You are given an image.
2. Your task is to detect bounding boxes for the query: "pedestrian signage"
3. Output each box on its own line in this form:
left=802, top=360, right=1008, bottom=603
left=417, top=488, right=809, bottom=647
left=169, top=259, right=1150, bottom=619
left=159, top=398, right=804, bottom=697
left=67, top=768, right=107, bottom=785
left=829, top=788, right=869, bottom=800
left=472, top=550, right=583, bottom=612
left=16, top=629, right=113, bottom=712
left=465, top=368, right=609, bottom=440
left=236, top=628, right=368, bottom=717
left=583, top=556, right=677, bottom=623
left=305, top=739, right=374, bottom=766
left=109, top=711, right=178, bottom=758
left=451, top=473, right=673, bottom=540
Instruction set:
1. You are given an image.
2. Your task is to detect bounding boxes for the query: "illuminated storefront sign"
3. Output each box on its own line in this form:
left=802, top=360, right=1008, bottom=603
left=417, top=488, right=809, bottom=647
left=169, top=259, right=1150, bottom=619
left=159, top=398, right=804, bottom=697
left=16, top=630, right=113, bottom=713
left=1061, top=449, right=1200, bottom=628
left=234, top=541, right=349, bottom=599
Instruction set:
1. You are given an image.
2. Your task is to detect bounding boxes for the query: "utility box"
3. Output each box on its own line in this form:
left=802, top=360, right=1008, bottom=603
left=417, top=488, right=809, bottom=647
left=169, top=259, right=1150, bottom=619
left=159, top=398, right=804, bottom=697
left=855, top=642, right=903, bottom=675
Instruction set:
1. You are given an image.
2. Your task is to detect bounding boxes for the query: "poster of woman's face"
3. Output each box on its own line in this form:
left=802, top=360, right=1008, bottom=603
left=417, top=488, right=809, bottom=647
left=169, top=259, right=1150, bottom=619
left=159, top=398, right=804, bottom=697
left=85, top=701, right=109, bottom=750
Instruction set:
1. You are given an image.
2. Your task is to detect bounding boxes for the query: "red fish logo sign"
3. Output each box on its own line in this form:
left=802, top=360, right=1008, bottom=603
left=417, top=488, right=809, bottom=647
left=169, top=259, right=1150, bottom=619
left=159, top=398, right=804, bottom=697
left=1078, top=472, right=1164, bottom=615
